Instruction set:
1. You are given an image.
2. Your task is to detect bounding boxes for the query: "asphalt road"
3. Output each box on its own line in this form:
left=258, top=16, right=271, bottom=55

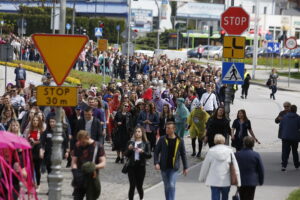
left=144, top=84, right=300, bottom=200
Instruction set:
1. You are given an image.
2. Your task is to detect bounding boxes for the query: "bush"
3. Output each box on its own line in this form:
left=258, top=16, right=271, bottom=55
left=13, top=60, right=112, bottom=88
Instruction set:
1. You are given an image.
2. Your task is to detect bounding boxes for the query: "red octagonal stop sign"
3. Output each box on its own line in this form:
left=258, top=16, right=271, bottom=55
left=221, top=7, right=250, bottom=35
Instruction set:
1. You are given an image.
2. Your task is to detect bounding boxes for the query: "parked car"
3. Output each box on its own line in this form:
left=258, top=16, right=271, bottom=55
left=187, top=48, right=198, bottom=58
left=202, top=46, right=223, bottom=59
left=290, top=48, right=300, bottom=58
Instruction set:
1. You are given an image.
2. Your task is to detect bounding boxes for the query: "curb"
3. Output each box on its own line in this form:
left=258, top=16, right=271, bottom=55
left=251, top=81, right=300, bottom=92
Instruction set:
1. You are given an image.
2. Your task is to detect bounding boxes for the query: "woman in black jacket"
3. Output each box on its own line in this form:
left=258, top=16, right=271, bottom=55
left=125, top=126, right=151, bottom=200
left=205, top=106, right=231, bottom=148
left=114, top=102, right=133, bottom=163
left=159, top=104, right=174, bottom=136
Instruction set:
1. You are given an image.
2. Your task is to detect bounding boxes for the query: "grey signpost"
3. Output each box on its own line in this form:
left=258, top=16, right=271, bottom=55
left=48, top=1, right=66, bottom=199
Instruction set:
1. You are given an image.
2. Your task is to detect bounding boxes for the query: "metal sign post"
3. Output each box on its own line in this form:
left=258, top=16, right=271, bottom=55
left=285, top=37, right=297, bottom=87
left=32, top=32, right=88, bottom=200
left=221, top=2, right=249, bottom=121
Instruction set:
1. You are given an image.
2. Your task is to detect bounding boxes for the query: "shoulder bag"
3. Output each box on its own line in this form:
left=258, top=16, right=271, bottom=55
left=230, top=153, right=238, bottom=186
left=203, top=93, right=212, bottom=107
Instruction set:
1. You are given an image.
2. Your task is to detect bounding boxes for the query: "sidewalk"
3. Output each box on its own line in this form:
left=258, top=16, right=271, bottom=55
left=191, top=58, right=300, bottom=92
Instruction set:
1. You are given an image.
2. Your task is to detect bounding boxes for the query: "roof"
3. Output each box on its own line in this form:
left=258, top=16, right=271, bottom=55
left=0, top=1, right=128, bottom=17
left=282, top=7, right=300, bottom=16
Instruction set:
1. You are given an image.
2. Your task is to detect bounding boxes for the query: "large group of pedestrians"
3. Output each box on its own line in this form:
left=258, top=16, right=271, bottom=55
left=0, top=34, right=299, bottom=200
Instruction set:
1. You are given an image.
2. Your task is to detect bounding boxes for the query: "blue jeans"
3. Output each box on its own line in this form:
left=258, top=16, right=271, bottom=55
left=211, top=186, right=230, bottom=200
left=161, top=169, right=178, bottom=200
left=270, top=85, right=277, bottom=99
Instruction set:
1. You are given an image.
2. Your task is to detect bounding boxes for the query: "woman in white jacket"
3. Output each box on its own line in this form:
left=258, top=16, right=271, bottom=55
left=199, top=134, right=241, bottom=200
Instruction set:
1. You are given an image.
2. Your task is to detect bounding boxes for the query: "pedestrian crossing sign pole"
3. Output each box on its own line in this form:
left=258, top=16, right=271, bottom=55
left=222, top=62, right=244, bottom=84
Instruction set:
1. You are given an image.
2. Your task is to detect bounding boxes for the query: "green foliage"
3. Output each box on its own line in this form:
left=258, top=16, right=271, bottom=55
left=278, top=72, right=300, bottom=79
left=135, top=29, right=176, bottom=50
left=0, top=6, right=125, bottom=44
left=243, top=58, right=300, bottom=68
left=287, top=188, right=300, bottom=200
left=19, top=6, right=73, bottom=16
left=14, top=60, right=112, bottom=88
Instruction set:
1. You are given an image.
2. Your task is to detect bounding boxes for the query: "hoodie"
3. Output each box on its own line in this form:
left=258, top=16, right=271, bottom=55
left=199, top=144, right=241, bottom=187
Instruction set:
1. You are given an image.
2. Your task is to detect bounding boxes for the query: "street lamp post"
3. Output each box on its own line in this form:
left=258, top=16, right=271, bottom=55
left=154, top=0, right=160, bottom=50
left=48, top=0, right=66, bottom=200
left=126, top=0, right=132, bottom=81
left=252, top=0, right=259, bottom=79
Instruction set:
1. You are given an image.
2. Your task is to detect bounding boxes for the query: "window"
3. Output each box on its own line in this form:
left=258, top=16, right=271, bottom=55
left=264, top=7, right=267, bottom=14
left=252, top=5, right=256, bottom=14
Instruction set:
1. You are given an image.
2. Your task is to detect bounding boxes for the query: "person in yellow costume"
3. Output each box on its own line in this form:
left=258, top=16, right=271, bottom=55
left=187, top=102, right=210, bottom=158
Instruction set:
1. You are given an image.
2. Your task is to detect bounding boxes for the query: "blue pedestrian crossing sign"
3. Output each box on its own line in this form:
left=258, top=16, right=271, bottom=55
left=95, top=27, right=103, bottom=37
left=222, top=62, right=244, bottom=84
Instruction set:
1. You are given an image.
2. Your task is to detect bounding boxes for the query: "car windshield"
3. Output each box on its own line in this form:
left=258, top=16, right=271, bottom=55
left=209, top=46, right=221, bottom=50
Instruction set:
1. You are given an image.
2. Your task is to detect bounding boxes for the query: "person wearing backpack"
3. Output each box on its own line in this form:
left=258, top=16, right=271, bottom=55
left=269, top=68, right=279, bottom=100
left=71, top=130, right=106, bottom=200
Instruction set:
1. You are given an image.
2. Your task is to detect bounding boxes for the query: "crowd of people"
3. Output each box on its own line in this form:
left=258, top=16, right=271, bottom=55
left=0, top=35, right=276, bottom=200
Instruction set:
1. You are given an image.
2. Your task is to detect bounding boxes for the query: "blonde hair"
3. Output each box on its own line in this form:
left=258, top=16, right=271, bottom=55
left=214, top=134, right=225, bottom=145
left=77, top=130, right=89, bottom=141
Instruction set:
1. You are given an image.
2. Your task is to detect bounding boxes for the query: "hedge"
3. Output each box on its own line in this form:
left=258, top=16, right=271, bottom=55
left=0, top=61, right=81, bottom=85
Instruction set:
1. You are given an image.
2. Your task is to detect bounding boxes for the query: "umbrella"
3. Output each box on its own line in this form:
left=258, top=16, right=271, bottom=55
left=0, top=131, right=31, bottom=149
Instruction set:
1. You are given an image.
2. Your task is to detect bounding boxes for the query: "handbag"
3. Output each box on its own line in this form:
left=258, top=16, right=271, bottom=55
left=121, top=158, right=129, bottom=174
left=232, top=188, right=240, bottom=200
left=230, top=153, right=238, bottom=185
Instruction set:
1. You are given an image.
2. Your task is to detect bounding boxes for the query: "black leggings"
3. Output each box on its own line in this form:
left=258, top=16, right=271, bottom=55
left=128, top=163, right=146, bottom=200
left=33, top=158, right=41, bottom=185
left=146, top=131, right=156, bottom=151
left=191, top=138, right=203, bottom=154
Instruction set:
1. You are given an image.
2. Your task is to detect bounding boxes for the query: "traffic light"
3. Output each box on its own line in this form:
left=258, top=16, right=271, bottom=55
left=99, top=21, right=104, bottom=28
left=209, top=26, right=213, bottom=37
left=220, top=30, right=226, bottom=43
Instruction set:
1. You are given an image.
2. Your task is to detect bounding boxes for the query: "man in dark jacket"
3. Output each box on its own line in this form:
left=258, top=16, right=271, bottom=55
left=275, top=101, right=291, bottom=139
left=74, top=106, right=104, bottom=145
left=235, top=136, right=264, bottom=200
left=154, top=122, right=188, bottom=200
left=279, top=105, right=300, bottom=171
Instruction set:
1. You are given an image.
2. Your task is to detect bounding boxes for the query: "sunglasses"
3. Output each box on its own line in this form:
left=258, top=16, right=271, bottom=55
left=124, top=105, right=129, bottom=107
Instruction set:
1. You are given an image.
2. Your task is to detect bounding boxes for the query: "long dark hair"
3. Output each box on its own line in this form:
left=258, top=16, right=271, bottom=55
left=161, top=104, right=172, bottom=119
left=237, top=109, right=249, bottom=121
left=212, top=106, right=225, bottom=119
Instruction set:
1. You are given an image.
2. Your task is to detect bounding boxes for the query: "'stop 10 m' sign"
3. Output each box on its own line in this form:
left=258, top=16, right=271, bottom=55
left=221, top=7, right=250, bottom=35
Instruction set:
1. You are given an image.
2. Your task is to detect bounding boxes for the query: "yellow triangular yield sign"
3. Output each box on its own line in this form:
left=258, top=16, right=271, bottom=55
left=31, top=34, right=88, bottom=85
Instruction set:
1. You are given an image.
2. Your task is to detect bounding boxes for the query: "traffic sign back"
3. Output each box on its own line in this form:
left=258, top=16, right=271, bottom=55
left=222, top=62, right=244, bottom=84
left=98, top=39, right=108, bottom=51
left=32, top=34, right=88, bottom=85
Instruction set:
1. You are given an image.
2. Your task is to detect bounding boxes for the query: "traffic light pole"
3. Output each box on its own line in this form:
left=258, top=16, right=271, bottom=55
left=48, top=0, right=66, bottom=199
